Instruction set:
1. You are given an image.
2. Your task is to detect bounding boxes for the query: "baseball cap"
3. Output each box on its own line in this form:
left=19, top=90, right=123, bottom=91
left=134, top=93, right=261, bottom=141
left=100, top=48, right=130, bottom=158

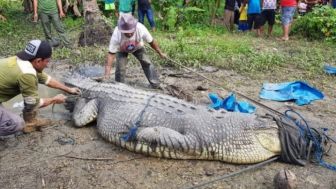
left=118, top=14, right=137, bottom=33
left=16, top=40, right=52, bottom=61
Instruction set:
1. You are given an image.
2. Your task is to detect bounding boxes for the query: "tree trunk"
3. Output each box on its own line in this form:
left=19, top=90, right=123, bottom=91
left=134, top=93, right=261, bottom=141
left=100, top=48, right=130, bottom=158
left=0, top=9, right=6, bottom=22
left=23, top=0, right=33, bottom=13
left=210, top=0, right=221, bottom=25
left=0, top=14, right=6, bottom=22
left=78, top=0, right=113, bottom=46
left=63, top=0, right=82, bottom=17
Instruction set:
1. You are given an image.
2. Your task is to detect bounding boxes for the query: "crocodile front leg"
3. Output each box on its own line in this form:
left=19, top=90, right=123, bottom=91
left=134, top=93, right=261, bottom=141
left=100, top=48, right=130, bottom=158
left=73, top=98, right=98, bottom=127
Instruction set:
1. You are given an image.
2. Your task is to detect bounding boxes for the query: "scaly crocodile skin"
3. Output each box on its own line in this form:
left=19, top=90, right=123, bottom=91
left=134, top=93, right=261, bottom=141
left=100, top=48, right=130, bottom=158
left=65, top=74, right=281, bottom=164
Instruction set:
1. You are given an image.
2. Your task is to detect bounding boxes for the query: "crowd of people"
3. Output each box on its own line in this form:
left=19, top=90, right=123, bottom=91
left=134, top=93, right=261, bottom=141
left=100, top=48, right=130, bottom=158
left=225, top=0, right=336, bottom=40
left=30, top=0, right=336, bottom=46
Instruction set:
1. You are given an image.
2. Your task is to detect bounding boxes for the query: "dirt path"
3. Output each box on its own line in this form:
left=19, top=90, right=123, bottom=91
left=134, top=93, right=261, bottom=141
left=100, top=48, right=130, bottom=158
left=1, top=63, right=335, bottom=189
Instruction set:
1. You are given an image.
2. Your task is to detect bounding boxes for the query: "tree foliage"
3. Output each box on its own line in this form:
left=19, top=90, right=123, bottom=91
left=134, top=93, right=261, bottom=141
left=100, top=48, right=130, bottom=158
left=293, top=6, right=336, bottom=42
left=151, top=0, right=221, bottom=31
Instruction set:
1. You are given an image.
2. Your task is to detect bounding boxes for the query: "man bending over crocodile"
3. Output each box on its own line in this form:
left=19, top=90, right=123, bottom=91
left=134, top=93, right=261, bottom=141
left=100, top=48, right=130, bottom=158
left=104, top=14, right=166, bottom=89
left=0, top=39, right=80, bottom=135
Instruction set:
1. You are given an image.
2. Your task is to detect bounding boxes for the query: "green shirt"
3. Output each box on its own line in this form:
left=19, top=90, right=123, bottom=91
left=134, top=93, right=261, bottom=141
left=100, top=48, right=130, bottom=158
left=116, top=0, right=135, bottom=13
left=38, top=0, right=59, bottom=14
left=0, top=56, right=50, bottom=107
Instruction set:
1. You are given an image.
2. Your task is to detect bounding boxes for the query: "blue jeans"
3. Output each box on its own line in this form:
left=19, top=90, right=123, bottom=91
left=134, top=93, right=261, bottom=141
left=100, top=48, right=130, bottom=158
left=138, top=8, right=156, bottom=29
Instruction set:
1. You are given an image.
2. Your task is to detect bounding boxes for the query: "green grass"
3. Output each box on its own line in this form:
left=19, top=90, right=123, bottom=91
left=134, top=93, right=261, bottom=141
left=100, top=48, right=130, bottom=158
left=1, top=2, right=336, bottom=88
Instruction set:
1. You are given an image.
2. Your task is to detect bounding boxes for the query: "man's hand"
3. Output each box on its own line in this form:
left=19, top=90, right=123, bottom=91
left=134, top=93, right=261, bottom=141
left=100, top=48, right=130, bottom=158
left=59, top=11, right=65, bottom=18
left=53, top=94, right=67, bottom=104
left=33, top=13, right=38, bottom=22
left=159, top=52, right=167, bottom=59
left=68, top=87, right=81, bottom=95
left=104, top=75, right=110, bottom=80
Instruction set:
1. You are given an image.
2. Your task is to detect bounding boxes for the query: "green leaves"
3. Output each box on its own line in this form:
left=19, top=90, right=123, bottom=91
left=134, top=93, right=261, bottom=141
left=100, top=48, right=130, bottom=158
left=293, top=5, right=336, bottom=42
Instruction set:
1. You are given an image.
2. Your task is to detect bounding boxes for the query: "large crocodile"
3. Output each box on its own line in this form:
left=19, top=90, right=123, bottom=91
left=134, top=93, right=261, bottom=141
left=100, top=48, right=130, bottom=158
left=64, top=73, right=282, bottom=164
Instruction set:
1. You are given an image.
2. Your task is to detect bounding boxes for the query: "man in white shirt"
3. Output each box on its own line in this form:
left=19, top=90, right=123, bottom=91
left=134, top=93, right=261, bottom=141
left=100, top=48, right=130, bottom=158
left=104, top=14, right=166, bottom=88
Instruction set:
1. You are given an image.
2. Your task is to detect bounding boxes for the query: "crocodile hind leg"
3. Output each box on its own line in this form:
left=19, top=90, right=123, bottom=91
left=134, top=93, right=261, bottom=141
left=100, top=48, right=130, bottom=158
left=73, top=98, right=98, bottom=127
left=133, top=127, right=197, bottom=159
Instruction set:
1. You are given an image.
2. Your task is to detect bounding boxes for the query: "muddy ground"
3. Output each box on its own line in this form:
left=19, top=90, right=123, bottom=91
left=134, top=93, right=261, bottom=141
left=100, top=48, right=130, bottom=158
left=0, top=62, right=336, bottom=189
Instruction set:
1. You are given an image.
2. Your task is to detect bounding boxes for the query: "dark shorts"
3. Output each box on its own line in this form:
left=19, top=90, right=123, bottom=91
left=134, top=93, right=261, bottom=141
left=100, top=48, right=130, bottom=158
left=247, top=13, right=263, bottom=30
left=262, top=9, right=275, bottom=26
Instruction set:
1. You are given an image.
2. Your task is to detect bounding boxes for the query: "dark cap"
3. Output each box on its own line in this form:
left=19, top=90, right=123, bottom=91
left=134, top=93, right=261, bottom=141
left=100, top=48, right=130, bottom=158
left=118, top=14, right=137, bottom=33
left=16, top=40, right=52, bottom=61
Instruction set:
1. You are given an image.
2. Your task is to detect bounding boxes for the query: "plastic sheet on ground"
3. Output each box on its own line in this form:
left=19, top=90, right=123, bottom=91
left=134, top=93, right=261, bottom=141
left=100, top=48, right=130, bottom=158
left=208, top=93, right=256, bottom=113
left=324, top=65, right=336, bottom=74
left=259, top=81, right=324, bottom=106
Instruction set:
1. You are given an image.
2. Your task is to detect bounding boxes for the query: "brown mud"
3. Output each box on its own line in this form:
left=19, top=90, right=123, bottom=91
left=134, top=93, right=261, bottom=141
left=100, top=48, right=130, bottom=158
left=1, top=62, right=335, bottom=189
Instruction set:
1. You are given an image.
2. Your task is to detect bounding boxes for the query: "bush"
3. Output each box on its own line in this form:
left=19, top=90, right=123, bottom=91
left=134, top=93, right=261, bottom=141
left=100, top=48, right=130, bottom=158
left=293, top=6, right=336, bottom=42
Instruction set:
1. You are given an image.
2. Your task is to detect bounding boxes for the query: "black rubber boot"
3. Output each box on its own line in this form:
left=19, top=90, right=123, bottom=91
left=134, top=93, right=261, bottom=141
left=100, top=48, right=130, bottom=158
left=142, top=64, right=160, bottom=89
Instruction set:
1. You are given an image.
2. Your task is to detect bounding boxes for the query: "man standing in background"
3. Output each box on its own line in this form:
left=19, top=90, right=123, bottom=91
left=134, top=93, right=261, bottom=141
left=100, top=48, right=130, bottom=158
left=242, top=0, right=262, bottom=36
left=137, top=0, right=156, bottom=31
left=115, top=0, right=135, bottom=17
left=280, top=0, right=296, bottom=41
left=33, top=0, right=71, bottom=48
left=261, top=0, right=276, bottom=36
left=224, top=0, right=241, bottom=31
left=331, top=0, right=336, bottom=8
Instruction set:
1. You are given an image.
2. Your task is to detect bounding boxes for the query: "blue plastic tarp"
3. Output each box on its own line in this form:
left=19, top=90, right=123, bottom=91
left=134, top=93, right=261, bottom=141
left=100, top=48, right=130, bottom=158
left=259, top=81, right=324, bottom=106
left=324, top=65, right=336, bottom=74
left=209, top=93, right=256, bottom=113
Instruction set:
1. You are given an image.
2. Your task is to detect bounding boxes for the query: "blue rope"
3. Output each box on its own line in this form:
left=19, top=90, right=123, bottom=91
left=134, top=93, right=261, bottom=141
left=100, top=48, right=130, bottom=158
left=121, top=94, right=156, bottom=142
left=284, top=109, right=336, bottom=171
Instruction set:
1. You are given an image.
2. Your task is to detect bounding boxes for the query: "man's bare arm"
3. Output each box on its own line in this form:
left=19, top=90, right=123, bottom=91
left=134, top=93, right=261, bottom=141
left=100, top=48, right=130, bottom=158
left=104, top=52, right=116, bottom=79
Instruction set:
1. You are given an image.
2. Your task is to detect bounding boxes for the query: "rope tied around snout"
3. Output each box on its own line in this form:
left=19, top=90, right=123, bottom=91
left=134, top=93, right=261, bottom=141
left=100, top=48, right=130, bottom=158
left=275, top=109, right=336, bottom=171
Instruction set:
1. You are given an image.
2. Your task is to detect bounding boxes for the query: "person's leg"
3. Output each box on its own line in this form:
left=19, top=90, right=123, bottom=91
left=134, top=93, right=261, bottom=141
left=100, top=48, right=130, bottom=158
left=132, top=48, right=160, bottom=88
left=138, top=9, right=145, bottom=24
left=115, top=52, right=129, bottom=83
left=254, top=14, right=263, bottom=37
left=224, top=9, right=232, bottom=31
left=260, top=11, right=268, bottom=36
left=247, top=14, right=254, bottom=31
left=281, top=6, right=296, bottom=40
left=50, top=12, right=71, bottom=47
left=146, top=8, right=156, bottom=31
left=0, top=105, right=25, bottom=136
left=281, top=7, right=289, bottom=40
left=268, top=10, right=275, bottom=36
left=282, top=24, right=289, bottom=40
left=234, top=10, right=240, bottom=25
left=40, top=12, right=53, bottom=45
left=229, top=10, right=235, bottom=31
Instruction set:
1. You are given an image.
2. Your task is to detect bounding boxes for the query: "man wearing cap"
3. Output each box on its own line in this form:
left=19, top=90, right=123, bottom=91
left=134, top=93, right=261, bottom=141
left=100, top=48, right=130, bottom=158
left=104, top=14, right=166, bottom=88
left=33, top=0, right=70, bottom=47
left=0, top=40, right=80, bottom=136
